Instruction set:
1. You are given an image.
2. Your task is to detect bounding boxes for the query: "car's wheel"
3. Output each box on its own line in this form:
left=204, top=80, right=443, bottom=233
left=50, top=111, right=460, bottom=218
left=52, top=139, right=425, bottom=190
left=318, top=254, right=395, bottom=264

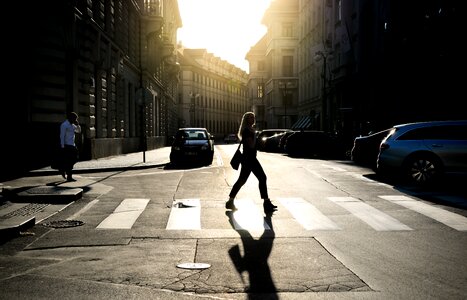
left=403, top=153, right=442, bottom=185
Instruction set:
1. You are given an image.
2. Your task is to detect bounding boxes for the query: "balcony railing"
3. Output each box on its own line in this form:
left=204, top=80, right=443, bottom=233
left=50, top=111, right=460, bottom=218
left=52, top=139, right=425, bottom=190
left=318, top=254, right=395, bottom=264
left=142, top=0, right=162, bottom=17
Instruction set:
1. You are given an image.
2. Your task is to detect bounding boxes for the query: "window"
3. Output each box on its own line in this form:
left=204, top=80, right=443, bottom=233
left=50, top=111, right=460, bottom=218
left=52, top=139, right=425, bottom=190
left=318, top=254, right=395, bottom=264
left=257, top=84, right=264, bottom=99
left=257, top=60, right=265, bottom=71
left=336, top=0, right=342, bottom=22
left=282, top=56, right=293, bottom=77
left=282, top=23, right=293, bottom=37
left=400, top=125, right=467, bottom=140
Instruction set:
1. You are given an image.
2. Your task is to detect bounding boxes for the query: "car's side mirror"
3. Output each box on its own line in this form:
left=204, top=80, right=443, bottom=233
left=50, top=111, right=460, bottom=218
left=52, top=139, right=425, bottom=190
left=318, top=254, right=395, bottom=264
left=210, top=134, right=215, bottom=140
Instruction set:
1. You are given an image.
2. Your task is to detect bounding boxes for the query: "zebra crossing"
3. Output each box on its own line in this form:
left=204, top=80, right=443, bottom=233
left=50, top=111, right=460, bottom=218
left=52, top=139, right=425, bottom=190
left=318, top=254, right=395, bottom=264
left=96, top=198, right=150, bottom=229
left=93, top=196, right=467, bottom=232
left=328, top=197, right=412, bottom=231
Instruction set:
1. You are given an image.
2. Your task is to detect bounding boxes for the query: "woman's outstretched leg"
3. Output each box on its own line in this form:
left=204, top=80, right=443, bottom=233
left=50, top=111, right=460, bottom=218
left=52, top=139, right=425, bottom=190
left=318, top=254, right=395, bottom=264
left=227, top=166, right=251, bottom=210
left=251, top=159, right=277, bottom=211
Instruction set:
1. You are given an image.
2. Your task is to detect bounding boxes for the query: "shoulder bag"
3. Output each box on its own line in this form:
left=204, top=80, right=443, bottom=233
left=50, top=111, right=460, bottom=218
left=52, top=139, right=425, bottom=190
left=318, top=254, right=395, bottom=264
left=230, top=141, right=243, bottom=170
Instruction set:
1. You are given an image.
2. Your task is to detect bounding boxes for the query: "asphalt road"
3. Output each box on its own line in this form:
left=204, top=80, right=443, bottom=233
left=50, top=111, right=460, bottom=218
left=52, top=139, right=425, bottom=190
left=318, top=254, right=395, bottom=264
left=1, top=144, right=466, bottom=299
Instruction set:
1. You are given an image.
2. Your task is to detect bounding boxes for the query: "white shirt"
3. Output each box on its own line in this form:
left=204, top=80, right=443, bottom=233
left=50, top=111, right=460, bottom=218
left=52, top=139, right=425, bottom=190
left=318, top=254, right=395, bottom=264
left=60, top=120, right=81, bottom=148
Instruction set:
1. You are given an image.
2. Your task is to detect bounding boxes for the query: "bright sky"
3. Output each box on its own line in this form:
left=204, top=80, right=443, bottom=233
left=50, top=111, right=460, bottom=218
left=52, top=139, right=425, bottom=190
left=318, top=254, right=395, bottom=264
left=177, top=0, right=273, bottom=73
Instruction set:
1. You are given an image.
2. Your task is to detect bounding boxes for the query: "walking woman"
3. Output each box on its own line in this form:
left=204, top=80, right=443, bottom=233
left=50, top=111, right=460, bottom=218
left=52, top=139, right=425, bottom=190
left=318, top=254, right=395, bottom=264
left=226, top=112, right=277, bottom=212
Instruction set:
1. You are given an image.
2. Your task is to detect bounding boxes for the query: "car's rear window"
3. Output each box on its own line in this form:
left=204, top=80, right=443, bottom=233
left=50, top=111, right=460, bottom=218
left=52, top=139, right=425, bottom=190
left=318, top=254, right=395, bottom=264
left=178, top=130, right=207, bottom=140
left=398, top=125, right=467, bottom=140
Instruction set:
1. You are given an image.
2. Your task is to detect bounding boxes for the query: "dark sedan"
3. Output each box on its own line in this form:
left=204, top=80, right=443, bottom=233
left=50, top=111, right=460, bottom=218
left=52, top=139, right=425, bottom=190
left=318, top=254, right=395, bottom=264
left=256, top=129, right=293, bottom=151
left=351, top=128, right=392, bottom=169
left=284, top=130, right=345, bottom=158
left=170, top=128, right=214, bottom=166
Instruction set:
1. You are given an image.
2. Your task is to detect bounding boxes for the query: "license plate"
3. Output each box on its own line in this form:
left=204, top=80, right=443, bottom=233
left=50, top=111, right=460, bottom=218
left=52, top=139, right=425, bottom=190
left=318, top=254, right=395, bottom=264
left=186, top=152, right=197, bottom=156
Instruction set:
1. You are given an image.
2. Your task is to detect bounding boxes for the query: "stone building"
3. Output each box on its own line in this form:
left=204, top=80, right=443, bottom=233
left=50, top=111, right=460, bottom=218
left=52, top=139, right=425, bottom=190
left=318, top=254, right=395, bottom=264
left=247, top=0, right=300, bottom=130
left=177, top=48, right=248, bottom=140
left=246, top=0, right=463, bottom=150
left=1, top=0, right=181, bottom=179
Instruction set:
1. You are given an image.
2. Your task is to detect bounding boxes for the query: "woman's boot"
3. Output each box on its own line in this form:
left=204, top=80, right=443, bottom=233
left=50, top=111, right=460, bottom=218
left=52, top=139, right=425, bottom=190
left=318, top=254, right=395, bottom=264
left=263, top=198, right=277, bottom=212
left=225, top=197, right=237, bottom=210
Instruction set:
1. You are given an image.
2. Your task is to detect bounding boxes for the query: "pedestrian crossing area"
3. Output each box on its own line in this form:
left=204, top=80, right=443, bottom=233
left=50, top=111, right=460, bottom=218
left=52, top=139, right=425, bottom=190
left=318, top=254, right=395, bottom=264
left=96, top=198, right=150, bottom=229
left=92, top=195, right=467, bottom=232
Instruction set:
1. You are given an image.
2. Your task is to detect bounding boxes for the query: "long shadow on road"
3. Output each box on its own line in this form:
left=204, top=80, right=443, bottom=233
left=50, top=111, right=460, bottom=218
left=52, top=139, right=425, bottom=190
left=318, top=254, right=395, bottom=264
left=225, top=210, right=278, bottom=300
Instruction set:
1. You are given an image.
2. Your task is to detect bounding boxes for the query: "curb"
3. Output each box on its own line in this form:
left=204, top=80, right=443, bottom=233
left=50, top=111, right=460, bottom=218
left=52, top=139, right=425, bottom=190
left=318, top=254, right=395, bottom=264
left=0, top=216, right=36, bottom=237
left=26, top=161, right=170, bottom=177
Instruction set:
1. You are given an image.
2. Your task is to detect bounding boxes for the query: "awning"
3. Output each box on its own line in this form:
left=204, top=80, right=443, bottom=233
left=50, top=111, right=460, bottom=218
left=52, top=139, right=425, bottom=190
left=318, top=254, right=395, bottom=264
left=291, top=116, right=312, bottom=130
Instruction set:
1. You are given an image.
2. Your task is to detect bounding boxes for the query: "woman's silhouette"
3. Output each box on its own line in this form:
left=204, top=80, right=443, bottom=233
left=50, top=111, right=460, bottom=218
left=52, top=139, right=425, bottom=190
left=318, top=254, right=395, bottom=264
left=226, top=112, right=277, bottom=212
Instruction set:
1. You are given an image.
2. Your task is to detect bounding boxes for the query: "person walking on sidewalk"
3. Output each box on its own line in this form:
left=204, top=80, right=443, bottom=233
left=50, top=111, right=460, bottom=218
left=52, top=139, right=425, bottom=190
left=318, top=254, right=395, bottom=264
left=59, top=112, right=81, bottom=182
left=226, top=112, right=277, bottom=212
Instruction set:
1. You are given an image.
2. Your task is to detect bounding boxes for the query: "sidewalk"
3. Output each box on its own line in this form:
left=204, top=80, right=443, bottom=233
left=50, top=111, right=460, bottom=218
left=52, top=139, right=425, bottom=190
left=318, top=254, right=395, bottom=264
left=28, top=147, right=172, bottom=176
left=0, top=147, right=171, bottom=236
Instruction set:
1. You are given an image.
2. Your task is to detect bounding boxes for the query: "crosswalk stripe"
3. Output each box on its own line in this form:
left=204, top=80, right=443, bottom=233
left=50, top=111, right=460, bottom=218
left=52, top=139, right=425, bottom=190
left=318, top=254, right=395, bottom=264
left=229, top=199, right=271, bottom=231
left=91, top=196, right=463, bottom=232
left=328, top=197, right=412, bottom=231
left=379, top=195, right=467, bottom=231
left=96, top=198, right=150, bottom=229
left=166, top=199, right=201, bottom=230
left=279, top=197, right=340, bottom=230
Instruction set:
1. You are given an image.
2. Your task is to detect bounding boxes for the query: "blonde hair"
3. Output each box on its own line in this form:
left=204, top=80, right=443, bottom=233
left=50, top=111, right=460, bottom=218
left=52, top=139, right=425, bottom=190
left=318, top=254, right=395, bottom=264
left=237, top=112, right=255, bottom=139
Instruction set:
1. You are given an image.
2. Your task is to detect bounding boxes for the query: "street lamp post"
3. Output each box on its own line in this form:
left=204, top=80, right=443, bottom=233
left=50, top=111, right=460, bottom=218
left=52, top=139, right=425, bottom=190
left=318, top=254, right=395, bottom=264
left=314, top=50, right=333, bottom=132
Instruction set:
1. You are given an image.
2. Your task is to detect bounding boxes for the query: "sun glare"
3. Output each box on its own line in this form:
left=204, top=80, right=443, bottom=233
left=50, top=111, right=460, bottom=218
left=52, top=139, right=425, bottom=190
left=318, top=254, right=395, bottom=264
left=177, top=0, right=272, bottom=72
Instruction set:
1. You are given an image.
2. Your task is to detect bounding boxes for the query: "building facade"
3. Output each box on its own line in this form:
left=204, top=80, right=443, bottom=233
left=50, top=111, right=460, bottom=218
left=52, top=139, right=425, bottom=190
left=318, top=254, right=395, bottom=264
left=177, top=48, right=248, bottom=140
left=246, top=0, right=464, bottom=150
left=2, top=0, right=182, bottom=179
left=246, top=0, right=300, bottom=130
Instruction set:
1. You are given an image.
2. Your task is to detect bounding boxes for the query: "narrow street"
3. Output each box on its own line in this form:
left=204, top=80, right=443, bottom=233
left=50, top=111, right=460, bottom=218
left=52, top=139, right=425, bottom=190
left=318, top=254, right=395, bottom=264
left=1, top=144, right=466, bottom=299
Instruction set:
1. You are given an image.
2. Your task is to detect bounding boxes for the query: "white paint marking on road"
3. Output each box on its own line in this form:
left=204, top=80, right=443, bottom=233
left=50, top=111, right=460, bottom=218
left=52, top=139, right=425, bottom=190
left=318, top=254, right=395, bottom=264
left=279, top=197, right=340, bottom=230
left=216, top=151, right=224, bottom=167
left=166, top=199, right=201, bottom=230
left=304, top=168, right=322, bottom=178
left=328, top=197, right=412, bottom=231
left=379, top=195, right=467, bottom=231
left=231, top=199, right=271, bottom=231
left=67, top=199, right=99, bottom=221
left=96, top=198, right=150, bottom=229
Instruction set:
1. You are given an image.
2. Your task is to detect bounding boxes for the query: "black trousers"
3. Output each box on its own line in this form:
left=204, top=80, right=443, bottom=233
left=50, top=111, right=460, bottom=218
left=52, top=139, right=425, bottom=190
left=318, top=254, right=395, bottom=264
left=60, top=145, right=78, bottom=176
left=229, top=156, right=269, bottom=200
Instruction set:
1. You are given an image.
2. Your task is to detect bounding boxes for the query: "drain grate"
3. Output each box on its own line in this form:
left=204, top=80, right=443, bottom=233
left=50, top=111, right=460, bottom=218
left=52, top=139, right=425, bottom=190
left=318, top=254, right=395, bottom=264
left=42, top=220, right=84, bottom=228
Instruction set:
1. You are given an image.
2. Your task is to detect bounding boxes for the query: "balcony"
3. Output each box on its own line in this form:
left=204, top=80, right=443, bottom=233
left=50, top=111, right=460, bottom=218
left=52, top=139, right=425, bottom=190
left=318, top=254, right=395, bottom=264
left=161, top=36, right=175, bottom=57
left=141, top=0, right=163, bottom=34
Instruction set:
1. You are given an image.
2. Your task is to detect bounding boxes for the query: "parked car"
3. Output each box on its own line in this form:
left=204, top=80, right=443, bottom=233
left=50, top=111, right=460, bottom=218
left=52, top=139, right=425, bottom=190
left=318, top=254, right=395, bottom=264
left=224, top=133, right=239, bottom=144
left=278, top=131, right=297, bottom=152
left=376, top=120, right=467, bottom=185
left=256, top=129, right=293, bottom=151
left=284, top=130, right=344, bottom=158
left=262, top=132, right=290, bottom=152
left=170, top=128, right=214, bottom=166
left=351, top=128, right=392, bottom=168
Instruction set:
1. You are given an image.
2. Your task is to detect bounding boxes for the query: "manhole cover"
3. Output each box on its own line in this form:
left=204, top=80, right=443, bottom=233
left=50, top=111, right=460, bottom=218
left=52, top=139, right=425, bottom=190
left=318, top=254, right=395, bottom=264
left=42, top=220, right=84, bottom=228
left=176, top=263, right=211, bottom=270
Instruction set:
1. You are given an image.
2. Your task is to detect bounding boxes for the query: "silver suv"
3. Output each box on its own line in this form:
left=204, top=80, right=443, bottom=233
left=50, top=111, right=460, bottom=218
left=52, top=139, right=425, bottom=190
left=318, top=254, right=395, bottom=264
left=376, top=120, right=467, bottom=185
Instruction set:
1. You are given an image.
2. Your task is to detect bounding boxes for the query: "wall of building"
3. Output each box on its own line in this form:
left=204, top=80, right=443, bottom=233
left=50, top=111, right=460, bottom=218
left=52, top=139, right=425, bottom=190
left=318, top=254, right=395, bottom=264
left=0, top=0, right=181, bottom=180
left=246, top=0, right=464, bottom=151
left=177, top=48, right=249, bottom=140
